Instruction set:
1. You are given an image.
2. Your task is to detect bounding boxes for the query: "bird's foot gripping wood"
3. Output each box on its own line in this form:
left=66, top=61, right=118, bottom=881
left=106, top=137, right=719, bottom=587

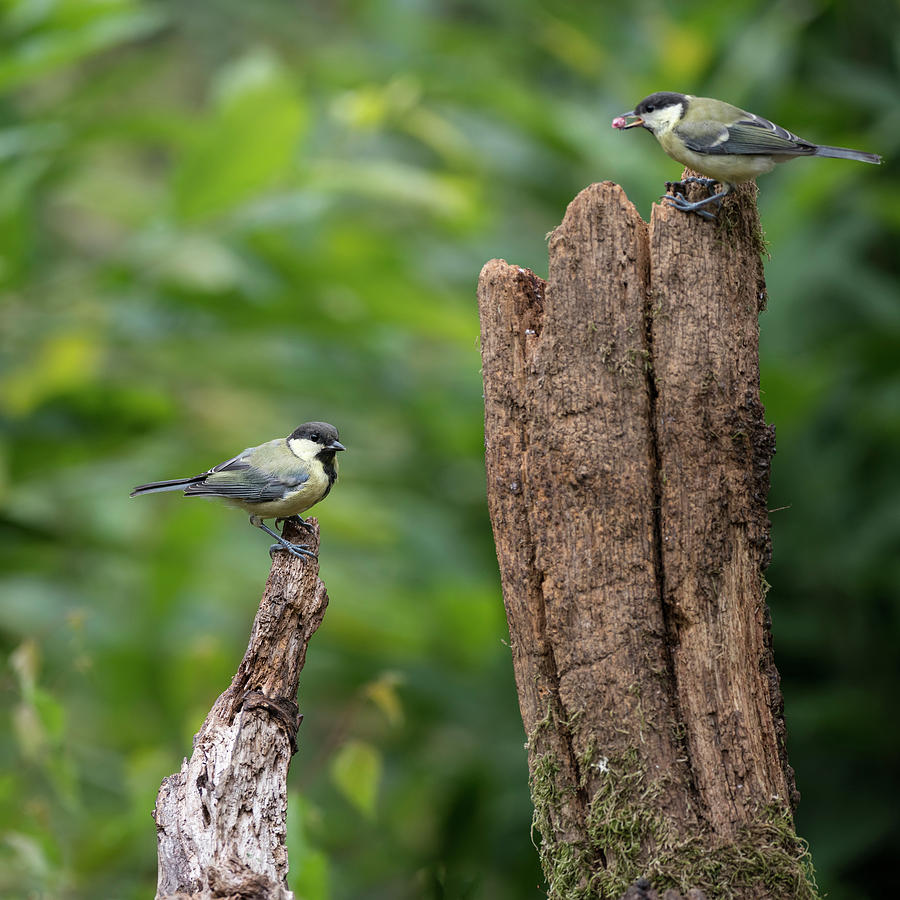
left=268, top=542, right=317, bottom=561
left=250, top=515, right=318, bottom=561
left=662, top=178, right=729, bottom=220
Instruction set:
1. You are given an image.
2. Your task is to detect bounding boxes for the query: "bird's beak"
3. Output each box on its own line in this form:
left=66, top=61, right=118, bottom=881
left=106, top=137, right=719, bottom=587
left=612, top=112, right=643, bottom=130
left=328, top=440, right=346, bottom=452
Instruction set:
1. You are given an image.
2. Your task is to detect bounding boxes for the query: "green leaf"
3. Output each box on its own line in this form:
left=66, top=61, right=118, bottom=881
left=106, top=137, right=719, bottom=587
left=173, top=50, right=307, bottom=221
left=330, top=740, right=382, bottom=820
left=0, top=3, right=165, bottom=91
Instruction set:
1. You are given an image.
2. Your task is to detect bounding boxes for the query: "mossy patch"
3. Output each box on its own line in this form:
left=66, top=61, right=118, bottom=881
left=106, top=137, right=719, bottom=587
left=529, top=743, right=819, bottom=900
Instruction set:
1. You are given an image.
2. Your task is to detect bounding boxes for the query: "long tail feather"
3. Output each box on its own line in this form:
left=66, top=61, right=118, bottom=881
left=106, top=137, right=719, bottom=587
left=813, top=145, right=882, bottom=165
left=130, top=476, right=203, bottom=497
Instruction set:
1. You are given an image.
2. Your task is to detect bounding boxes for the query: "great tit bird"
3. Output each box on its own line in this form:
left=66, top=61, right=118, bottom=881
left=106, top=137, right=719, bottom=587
left=131, top=422, right=345, bottom=560
left=612, top=92, right=882, bottom=219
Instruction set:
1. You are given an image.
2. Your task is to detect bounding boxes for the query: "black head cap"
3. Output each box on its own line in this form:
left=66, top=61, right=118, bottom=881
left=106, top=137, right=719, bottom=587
left=289, top=421, right=344, bottom=450
left=633, top=92, right=689, bottom=116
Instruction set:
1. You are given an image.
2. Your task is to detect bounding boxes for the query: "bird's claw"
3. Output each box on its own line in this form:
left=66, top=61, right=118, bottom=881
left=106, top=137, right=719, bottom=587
left=253, top=514, right=317, bottom=561
left=662, top=192, right=719, bottom=220
left=268, top=542, right=318, bottom=561
left=661, top=178, right=727, bottom=220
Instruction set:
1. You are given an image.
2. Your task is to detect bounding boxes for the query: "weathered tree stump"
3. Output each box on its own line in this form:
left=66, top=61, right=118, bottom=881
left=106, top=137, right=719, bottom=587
left=478, top=179, right=817, bottom=899
left=153, top=519, right=328, bottom=900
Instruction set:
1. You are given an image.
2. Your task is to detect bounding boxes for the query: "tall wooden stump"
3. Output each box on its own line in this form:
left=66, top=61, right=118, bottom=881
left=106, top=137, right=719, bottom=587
left=478, top=181, right=816, bottom=899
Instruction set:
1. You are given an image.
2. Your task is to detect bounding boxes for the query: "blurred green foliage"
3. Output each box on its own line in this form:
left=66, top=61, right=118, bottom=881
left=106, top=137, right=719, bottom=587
left=0, top=0, right=898, bottom=897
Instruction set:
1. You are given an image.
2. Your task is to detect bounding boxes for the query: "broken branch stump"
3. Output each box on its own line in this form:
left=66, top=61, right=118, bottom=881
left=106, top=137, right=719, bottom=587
left=477, top=180, right=817, bottom=899
left=153, top=518, right=328, bottom=900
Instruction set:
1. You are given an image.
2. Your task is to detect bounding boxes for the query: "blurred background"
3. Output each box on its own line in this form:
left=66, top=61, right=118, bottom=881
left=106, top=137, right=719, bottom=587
left=0, top=0, right=898, bottom=897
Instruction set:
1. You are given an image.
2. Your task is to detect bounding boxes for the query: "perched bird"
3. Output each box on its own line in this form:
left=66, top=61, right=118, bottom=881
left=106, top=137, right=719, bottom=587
left=612, top=92, right=882, bottom=219
left=131, top=422, right=345, bottom=560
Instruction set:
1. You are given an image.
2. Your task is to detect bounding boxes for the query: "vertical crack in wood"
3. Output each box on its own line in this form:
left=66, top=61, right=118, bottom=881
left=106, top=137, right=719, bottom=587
left=642, top=278, right=701, bottom=810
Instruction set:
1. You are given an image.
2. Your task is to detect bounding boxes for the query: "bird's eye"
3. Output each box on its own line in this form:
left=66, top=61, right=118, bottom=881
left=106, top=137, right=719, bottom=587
left=310, top=432, right=320, bottom=443
left=646, top=104, right=655, bottom=112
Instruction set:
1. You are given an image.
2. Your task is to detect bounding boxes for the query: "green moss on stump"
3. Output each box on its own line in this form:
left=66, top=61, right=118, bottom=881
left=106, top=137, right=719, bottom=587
left=529, top=745, right=818, bottom=900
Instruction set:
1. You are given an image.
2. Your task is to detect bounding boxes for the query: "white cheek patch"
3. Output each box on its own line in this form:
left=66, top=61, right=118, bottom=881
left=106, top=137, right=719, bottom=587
left=648, top=105, right=683, bottom=133
left=288, top=437, right=321, bottom=459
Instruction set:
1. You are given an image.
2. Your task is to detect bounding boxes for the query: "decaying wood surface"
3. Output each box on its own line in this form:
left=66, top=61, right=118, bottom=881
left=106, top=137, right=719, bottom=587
left=153, top=519, right=328, bottom=900
left=649, top=184, right=796, bottom=832
left=478, top=179, right=814, bottom=899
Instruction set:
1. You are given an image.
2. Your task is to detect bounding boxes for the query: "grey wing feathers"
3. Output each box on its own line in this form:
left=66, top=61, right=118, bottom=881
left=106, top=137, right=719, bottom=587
left=674, top=119, right=731, bottom=153
left=738, top=112, right=811, bottom=147
left=679, top=113, right=816, bottom=157
left=182, top=471, right=304, bottom=501
left=210, top=450, right=253, bottom=473
left=130, top=449, right=252, bottom=497
left=132, top=445, right=308, bottom=502
left=183, top=447, right=309, bottom=502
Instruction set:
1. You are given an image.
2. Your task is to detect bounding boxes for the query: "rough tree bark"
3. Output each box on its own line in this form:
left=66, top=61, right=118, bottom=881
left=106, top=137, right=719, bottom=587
left=153, top=519, right=328, bottom=900
left=478, top=179, right=817, bottom=899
